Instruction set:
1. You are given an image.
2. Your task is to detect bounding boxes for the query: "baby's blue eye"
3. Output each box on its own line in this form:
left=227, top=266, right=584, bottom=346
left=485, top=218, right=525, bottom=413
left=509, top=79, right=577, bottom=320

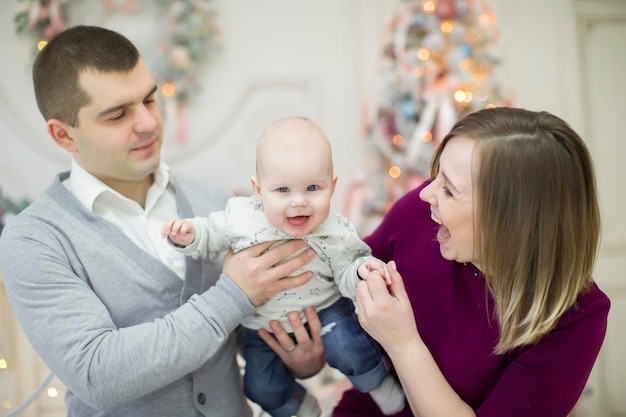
left=278, top=187, right=289, bottom=193
left=307, top=185, right=319, bottom=191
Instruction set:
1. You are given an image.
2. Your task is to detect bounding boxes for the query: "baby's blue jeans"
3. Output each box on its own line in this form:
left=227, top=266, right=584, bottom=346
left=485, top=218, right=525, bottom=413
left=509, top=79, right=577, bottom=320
left=243, top=297, right=389, bottom=417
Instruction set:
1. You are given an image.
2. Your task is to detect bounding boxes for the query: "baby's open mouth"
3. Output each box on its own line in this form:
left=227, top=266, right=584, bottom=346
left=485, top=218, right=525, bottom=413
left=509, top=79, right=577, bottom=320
left=287, top=216, right=309, bottom=226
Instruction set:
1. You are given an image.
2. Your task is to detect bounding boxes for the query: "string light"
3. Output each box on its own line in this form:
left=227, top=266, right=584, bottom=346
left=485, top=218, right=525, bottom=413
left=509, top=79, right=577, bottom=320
left=161, top=83, right=176, bottom=97
left=47, top=387, right=58, bottom=398
left=0, top=358, right=7, bottom=369
left=417, top=48, right=430, bottom=61
left=388, top=166, right=402, bottom=179
left=440, top=20, right=453, bottom=34
left=392, top=134, right=404, bottom=146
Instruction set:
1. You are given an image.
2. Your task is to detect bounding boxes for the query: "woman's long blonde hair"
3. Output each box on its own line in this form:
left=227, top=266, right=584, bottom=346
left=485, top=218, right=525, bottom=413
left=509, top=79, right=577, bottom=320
left=430, top=107, right=601, bottom=354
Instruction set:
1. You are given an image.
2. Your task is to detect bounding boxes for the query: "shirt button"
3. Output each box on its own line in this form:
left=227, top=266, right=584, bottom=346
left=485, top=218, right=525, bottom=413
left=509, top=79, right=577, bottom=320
left=197, top=392, right=206, bottom=405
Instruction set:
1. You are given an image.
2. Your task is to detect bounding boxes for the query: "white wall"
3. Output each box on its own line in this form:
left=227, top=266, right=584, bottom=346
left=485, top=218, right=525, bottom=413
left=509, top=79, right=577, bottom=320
left=0, top=1, right=397, bottom=214
left=0, top=0, right=586, bottom=213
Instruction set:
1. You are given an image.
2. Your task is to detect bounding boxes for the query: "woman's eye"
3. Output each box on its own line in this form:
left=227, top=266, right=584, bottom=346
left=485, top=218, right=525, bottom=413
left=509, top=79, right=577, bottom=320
left=307, top=185, right=319, bottom=191
left=443, top=185, right=453, bottom=197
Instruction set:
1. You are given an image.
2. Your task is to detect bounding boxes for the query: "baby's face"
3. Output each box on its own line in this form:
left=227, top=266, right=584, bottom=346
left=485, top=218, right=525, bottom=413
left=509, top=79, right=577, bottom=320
left=254, top=144, right=336, bottom=237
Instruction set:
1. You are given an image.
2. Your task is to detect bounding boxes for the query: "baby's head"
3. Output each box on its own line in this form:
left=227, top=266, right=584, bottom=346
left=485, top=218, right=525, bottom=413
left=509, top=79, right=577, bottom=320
left=251, top=117, right=337, bottom=237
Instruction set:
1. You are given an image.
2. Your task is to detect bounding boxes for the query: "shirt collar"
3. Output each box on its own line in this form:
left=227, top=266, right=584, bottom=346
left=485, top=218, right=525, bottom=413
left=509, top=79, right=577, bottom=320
left=152, top=160, right=171, bottom=193
left=68, top=159, right=172, bottom=212
left=145, top=162, right=172, bottom=212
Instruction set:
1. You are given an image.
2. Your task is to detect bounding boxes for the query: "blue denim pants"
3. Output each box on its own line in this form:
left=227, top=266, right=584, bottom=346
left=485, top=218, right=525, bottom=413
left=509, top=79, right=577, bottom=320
left=243, top=297, right=389, bottom=417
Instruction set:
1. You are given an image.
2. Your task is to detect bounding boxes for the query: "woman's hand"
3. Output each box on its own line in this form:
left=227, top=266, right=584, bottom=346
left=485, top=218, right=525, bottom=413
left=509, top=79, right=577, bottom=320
left=223, top=240, right=315, bottom=307
left=258, top=306, right=326, bottom=379
left=358, top=261, right=476, bottom=417
left=355, top=261, right=421, bottom=354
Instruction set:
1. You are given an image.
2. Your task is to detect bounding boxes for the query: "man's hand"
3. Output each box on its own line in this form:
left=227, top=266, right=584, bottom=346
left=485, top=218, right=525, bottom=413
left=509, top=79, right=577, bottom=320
left=223, top=239, right=315, bottom=307
left=258, top=306, right=326, bottom=378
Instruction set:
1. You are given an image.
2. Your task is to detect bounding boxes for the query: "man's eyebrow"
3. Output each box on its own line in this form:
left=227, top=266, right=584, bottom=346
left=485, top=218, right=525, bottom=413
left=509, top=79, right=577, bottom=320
left=96, top=103, right=128, bottom=119
left=144, top=85, right=158, bottom=100
left=96, top=85, right=158, bottom=119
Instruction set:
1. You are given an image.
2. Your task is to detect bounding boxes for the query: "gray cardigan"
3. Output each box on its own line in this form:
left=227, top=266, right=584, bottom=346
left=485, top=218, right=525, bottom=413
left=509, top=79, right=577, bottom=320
left=0, top=172, right=255, bottom=417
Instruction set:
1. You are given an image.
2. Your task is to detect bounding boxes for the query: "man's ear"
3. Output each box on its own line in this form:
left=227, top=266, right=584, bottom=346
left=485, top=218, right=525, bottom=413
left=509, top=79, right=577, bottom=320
left=250, top=176, right=262, bottom=199
left=47, top=119, right=78, bottom=153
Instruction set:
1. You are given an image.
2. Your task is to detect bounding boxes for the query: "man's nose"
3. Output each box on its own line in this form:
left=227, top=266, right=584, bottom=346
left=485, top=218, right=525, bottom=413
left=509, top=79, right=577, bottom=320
left=133, top=105, right=158, bottom=132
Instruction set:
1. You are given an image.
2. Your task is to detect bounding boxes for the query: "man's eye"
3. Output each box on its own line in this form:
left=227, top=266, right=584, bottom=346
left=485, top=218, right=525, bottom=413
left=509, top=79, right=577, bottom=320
left=277, top=187, right=289, bottom=193
left=307, top=185, right=319, bottom=191
left=110, top=112, right=125, bottom=121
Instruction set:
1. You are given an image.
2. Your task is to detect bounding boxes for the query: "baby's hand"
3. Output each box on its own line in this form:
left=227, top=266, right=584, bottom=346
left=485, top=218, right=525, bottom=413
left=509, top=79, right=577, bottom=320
left=358, top=258, right=391, bottom=285
left=161, top=219, right=197, bottom=247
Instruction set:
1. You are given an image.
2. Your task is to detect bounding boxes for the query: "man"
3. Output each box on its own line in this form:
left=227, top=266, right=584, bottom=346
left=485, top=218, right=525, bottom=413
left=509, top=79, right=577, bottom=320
left=0, top=25, right=324, bottom=417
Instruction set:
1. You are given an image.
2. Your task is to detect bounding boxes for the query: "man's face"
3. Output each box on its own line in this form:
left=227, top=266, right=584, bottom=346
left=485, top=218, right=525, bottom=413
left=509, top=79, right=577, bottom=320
left=64, top=59, right=163, bottom=191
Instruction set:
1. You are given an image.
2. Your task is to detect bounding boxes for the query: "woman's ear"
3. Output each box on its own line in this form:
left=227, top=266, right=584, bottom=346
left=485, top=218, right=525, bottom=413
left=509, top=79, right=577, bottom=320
left=47, top=119, right=78, bottom=153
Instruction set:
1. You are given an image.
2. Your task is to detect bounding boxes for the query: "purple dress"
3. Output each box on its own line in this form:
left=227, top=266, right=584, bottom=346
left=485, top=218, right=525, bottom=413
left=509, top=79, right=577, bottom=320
left=333, top=181, right=610, bottom=417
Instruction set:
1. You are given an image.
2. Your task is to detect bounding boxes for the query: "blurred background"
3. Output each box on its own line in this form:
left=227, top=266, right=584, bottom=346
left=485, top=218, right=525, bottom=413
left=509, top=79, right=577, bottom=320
left=0, top=1, right=625, bottom=416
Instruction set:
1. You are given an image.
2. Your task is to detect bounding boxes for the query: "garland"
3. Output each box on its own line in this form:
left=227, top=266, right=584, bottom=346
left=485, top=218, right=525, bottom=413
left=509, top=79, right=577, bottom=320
left=14, top=0, right=221, bottom=106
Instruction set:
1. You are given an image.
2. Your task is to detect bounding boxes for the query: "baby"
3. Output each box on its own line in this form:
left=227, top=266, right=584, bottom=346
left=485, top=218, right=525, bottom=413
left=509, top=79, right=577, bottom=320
left=162, top=116, right=404, bottom=417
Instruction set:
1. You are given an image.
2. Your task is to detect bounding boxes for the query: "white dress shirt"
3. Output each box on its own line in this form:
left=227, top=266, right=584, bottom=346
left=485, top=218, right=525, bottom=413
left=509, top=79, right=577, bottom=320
left=63, top=159, right=186, bottom=279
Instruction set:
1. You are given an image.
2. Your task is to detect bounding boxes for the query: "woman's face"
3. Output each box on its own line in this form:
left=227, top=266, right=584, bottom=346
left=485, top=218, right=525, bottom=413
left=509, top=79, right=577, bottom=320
left=419, top=135, right=479, bottom=268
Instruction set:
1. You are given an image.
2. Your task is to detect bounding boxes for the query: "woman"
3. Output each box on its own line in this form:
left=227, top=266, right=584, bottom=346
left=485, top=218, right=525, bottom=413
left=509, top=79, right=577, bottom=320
left=334, top=107, right=610, bottom=417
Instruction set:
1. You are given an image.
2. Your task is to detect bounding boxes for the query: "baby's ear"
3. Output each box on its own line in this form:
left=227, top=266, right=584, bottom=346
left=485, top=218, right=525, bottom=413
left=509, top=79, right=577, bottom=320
left=330, top=173, right=338, bottom=195
left=250, top=176, right=262, bottom=199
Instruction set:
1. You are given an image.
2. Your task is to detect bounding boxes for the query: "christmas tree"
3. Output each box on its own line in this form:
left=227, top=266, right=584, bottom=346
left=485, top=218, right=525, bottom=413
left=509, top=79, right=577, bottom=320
left=346, top=0, right=508, bottom=232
